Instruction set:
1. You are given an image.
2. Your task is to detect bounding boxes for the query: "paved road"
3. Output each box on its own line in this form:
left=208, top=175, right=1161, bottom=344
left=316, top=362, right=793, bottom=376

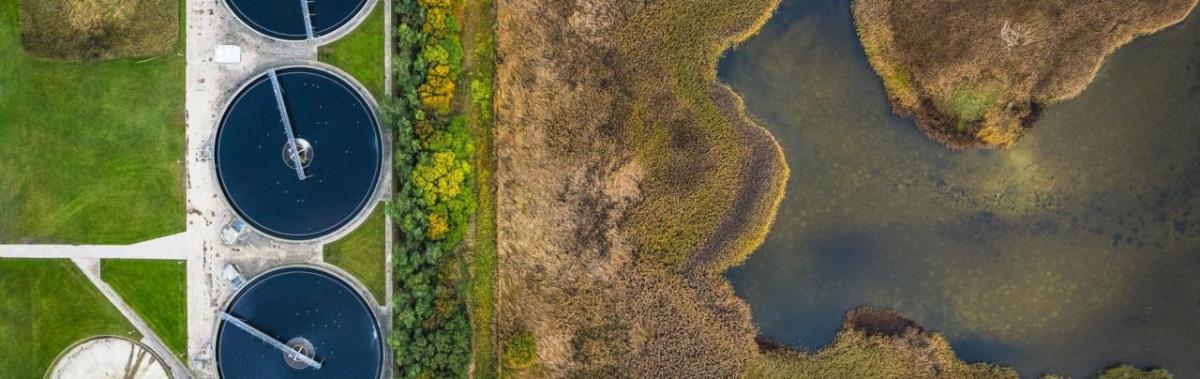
left=72, top=258, right=193, bottom=379
left=0, top=233, right=188, bottom=259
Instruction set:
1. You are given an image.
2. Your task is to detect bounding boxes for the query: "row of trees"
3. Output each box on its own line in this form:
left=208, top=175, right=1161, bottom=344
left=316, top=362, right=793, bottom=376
left=387, top=0, right=475, bottom=377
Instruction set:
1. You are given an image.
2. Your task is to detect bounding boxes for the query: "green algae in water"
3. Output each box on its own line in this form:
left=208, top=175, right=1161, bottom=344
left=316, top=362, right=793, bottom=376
left=721, top=0, right=1200, bottom=377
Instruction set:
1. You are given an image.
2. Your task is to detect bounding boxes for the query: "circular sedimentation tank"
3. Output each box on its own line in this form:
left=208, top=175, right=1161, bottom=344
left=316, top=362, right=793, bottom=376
left=224, top=0, right=370, bottom=40
left=215, top=65, right=381, bottom=241
left=216, top=266, right=383, bottom=378
left=48, top=337, right=170, bottom=379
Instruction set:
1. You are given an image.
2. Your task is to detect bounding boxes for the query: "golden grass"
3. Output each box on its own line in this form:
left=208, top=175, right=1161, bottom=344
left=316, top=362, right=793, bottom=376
left=19, top=0, right=178, bottom=61
left=853, top=0, right=1199, bottom=149
left=494, top=0, right=777, bottom=374
left=617, top=0, right=788, bottom=272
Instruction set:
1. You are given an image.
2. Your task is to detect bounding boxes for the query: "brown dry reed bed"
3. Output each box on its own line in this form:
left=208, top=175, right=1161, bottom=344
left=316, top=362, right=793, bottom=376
left=19, top=0, right=178, bottom=61
left=492, top=0, right=1028, bottom=377
left=853, top=0, right=1198, bottom=149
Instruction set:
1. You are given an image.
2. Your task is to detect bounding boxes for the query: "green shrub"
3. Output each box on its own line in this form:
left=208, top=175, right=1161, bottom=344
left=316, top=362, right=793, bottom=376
left=504, top=330, right=537, bottom=369
left=469, top=77, right=493, bottom=122
left=1097, top=365, right=1172, bottom=379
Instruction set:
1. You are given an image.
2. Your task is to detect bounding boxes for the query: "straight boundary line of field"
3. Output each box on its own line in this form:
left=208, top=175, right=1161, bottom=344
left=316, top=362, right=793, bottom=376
left=71, top=258, right=190, bottom=378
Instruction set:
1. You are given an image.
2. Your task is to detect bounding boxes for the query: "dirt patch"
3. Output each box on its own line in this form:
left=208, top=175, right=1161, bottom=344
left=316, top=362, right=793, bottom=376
left=19, top=0, right=178, bottom=61
left=854, top=0, right=1198, bottom=149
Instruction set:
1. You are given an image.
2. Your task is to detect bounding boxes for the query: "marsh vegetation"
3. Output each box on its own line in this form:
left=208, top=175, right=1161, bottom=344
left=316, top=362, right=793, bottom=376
left=493, top=0, right=787, bottom=374
left=488, top=0, right=1012, bottom=377
left=853, top=0, right=1198, bottom=148
left=19, top=0, right=177, bottom=61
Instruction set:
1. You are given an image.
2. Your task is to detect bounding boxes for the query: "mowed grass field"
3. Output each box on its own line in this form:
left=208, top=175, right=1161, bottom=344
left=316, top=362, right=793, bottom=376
left=0, top=259, right=139, bottom=378
left=101, top=259, right=187, bottom=358
left=324, top=207, right=387, bottom=304
left=0, top=0, right=185, bottom=244
left=318, top=2, right=386, bottom=98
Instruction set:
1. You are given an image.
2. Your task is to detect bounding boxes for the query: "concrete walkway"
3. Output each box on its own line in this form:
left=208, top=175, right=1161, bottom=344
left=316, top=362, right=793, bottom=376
left=181, top=1, right=380, bottom=376
left=72, top=258, right=191, bottom=379
left=0, top=233, right=188, bottom=259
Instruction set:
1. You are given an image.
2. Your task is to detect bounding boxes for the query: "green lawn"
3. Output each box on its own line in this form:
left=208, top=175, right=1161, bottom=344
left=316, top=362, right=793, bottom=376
left=101, top=259, right=187, bottom=358
left=0, top=259, right=139, bottom=378
left=318, top=2, right=388, bottom=305
left=0, top=0, right=185, bottom=244
left=319, top=2, right=386, bottom=98
left=325, top=206, right=388, bottom=303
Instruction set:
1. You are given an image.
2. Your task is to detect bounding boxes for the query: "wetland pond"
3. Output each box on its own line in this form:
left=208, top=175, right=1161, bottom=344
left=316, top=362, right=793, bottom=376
left=721, top=0, right=1200, bottom=376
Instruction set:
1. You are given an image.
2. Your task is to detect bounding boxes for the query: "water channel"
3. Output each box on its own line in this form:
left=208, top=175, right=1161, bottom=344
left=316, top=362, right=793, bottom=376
left=722, top=1, right=1200, bottom=376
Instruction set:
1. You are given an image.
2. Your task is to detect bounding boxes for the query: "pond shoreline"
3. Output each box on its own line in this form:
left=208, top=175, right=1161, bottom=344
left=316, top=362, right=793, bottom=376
left=723, top=0, right=1200, bottom=376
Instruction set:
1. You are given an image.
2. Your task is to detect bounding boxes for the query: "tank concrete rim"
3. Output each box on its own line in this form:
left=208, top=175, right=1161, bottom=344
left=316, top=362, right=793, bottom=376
left=219, top=0, right=379, bottom=45
left=212, top=264, right=386, bottom=379
left=210, top=61, right=385, bottom=244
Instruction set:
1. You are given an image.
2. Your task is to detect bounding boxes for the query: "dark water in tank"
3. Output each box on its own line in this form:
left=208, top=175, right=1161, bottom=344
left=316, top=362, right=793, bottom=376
left=216, top=67, right=380, bottom=240
left=721, top=0, right=1200, bottom=377
left=225, top=0, right=369, bottom=40
left=217, top=267, right=382, bottom=379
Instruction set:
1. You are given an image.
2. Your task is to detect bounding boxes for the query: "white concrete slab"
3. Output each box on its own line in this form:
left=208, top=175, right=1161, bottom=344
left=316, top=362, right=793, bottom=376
left=214, top=45, right=240, bottom=63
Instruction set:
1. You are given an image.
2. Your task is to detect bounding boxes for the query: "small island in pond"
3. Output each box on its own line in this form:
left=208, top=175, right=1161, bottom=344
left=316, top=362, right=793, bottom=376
left=853, top=0, right=1198, bottom=149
